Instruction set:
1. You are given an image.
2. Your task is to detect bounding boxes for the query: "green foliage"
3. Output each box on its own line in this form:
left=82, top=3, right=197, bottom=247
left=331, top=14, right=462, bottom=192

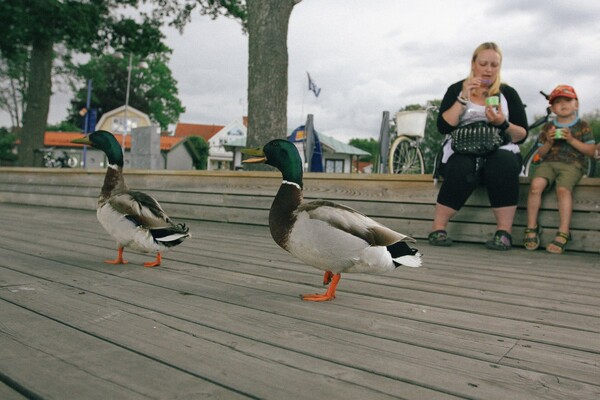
left=0, top=127, right=17, bottom=162
left=348, top=137, right=378, bottom=163
left=153, top=0, right=247, bottom=31
left=185, top=135, right=209, bottom=170
left=0, top=0, right=247, bottom=166
left=46, top=121, right=81, bottom=132
left=67, top=53, right=185, bottom=130
left=583, top=110, right=600, bottom=143
left=0, top=50, right=28, bottom=127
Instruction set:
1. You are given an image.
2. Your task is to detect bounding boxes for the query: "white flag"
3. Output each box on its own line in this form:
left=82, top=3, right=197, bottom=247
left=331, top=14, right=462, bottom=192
left=307, top=72, right=321, bottom=97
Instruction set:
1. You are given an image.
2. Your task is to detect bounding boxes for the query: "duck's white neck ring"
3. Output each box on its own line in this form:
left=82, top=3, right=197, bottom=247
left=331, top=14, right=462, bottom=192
left=282, top=180, right=301, bottom=190
left=108, top=163, right=120, bottom=170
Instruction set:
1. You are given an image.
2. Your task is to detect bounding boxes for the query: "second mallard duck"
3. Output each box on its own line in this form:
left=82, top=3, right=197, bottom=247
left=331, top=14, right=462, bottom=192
left=72, top=130, right=190, bottom=267
left=242, top=139, right=421, bottom=301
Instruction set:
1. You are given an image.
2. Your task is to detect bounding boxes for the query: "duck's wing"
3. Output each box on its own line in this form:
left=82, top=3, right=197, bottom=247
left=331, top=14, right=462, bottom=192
left=297, top=200, right=415, bottom=246
left=107, top=191, right=172, bottom=228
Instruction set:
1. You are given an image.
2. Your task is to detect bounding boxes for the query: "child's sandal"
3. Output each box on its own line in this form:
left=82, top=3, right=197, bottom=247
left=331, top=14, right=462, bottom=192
left=546, top=231, right=571, bottom=254
left=523, top=225, right=542, bottom=251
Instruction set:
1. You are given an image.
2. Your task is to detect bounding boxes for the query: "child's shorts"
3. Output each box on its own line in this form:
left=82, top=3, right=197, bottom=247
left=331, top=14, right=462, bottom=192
left=533, top=161, right=584, bottom=191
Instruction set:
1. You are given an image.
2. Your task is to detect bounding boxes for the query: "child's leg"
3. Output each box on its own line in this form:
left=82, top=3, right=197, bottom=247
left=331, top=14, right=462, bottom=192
left=546, top=187, right=573, bottom=253
left=546, top=163, right=582, bottom=254
left=556, top=186, right=574, bottom=235
left=526, top=177, right=548, bottom=229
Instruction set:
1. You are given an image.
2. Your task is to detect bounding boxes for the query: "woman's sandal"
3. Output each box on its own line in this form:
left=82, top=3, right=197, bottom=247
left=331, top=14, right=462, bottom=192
left=485, top=230, right=513, bottom=250
left=546, top=231, right=571, bottom=254
left=523, top=225, right=542, bottom=251
left=428, top=230, right=453, bottom=246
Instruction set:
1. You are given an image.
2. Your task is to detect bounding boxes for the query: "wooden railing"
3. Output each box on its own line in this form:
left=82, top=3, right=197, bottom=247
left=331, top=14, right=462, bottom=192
left=0, top=168, right=598, bottom=253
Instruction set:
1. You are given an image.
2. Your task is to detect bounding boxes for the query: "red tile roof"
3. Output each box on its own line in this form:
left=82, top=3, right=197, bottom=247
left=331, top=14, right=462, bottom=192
left=173, top=123, right=224, bottom=141
left=45, top=132, right=185, bottom=151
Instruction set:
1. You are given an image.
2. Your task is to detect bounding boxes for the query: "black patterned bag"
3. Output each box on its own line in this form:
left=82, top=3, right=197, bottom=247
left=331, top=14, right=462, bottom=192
left=451, top=121, right=503, bottom=156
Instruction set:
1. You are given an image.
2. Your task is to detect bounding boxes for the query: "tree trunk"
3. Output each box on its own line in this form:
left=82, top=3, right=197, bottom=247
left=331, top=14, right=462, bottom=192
left=246, top=0, right=296, bottom=154
left=18, top=36, right=53, bottom=167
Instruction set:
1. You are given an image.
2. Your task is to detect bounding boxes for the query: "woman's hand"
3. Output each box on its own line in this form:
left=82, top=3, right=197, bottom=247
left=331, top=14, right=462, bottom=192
left=461, top=77, right=482, bottom=99
left=485, top=103, right=506, bottom=126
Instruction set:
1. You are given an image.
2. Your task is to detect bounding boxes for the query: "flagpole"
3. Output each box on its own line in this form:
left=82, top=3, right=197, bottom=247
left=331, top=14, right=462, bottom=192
left=300, top=77, right=306, bottom=125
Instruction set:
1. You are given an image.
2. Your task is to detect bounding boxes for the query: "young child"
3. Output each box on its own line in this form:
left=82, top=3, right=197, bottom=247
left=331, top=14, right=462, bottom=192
left=523, top=85, right=596, bottom=254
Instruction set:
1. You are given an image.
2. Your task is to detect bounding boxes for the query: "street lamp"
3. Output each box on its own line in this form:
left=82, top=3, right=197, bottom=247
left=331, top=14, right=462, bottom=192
left=114, top=52, right=149, bottom=154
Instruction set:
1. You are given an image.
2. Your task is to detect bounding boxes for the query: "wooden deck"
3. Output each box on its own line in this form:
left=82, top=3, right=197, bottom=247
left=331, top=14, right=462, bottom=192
left=0, top=202, right=599, bottom=400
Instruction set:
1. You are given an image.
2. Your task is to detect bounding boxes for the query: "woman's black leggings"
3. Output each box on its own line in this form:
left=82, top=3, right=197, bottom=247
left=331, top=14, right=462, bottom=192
left=437, top=150, right=522, bottom=211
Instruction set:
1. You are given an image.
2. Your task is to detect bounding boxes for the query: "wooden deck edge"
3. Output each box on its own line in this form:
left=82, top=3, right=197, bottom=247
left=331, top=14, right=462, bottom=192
left=1, top=168, right=598, bottom=253
left=2, top=167, right=599, bottom=185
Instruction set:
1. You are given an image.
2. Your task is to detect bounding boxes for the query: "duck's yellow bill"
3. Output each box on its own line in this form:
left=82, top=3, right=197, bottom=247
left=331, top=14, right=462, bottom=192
left=241, top=147, right=266, bottom=163
left=71, top=136, right=92, bottom=145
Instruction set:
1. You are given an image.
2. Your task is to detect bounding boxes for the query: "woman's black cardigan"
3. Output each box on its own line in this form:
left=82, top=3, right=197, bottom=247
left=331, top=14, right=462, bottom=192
left=436, top=80, right=529, bottom=144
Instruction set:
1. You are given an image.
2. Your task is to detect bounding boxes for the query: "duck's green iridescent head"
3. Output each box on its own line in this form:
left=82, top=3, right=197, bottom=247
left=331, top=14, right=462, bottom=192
left=242, top=139, right=303, bottom=186
left=71, top=130, right=123, bottom=166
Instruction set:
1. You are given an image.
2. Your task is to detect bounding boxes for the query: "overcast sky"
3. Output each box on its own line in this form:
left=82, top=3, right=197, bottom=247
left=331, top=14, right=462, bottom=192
left=5, top=0, right=600, bottom=143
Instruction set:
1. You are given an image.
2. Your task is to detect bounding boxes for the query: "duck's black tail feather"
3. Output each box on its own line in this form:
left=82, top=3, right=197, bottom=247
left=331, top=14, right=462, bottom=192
left=151, top=223, right=190, bottom=247
left=387, top=241, right=422, bottom=268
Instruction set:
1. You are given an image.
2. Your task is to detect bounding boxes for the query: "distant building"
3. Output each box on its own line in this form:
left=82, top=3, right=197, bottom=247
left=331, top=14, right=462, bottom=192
left=43, top=131, right=194, bottom=169
left=95, top=105, right=151, bottom=134
left=46, top=106, right=369, bottom=172
left=173, top=118, right=247, bottom=171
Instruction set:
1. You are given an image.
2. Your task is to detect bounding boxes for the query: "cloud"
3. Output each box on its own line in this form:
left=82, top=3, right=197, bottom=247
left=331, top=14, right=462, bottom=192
left=3, top=0, right=599, bottom=145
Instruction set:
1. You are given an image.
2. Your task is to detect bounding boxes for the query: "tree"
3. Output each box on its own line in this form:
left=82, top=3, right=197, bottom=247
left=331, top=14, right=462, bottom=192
left=246, top=0, right=300, bottom=152
left=349, top=138, right=379, bottom=163
left=0, top=0, right=112, bottom=166
left=0, top=127, right=17, bottom=165
left=0, top=50, right=28, bottom=128
left=410, top=100, right=441, bottom=174
left=67, top=53, right=184, bottom=131
left=185, top=136, right=210, bottom=169
left=0, top=0, right=244, bottom=167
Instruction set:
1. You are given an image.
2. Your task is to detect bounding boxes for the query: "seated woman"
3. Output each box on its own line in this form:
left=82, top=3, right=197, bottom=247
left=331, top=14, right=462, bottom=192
left=429, top=42, right=528, bottom=250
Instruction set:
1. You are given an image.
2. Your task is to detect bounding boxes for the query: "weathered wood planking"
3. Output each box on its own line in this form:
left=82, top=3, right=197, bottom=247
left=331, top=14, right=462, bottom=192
left=0, top=168, right=598, bottom=254
left=0, top=203, right=599, bottom=399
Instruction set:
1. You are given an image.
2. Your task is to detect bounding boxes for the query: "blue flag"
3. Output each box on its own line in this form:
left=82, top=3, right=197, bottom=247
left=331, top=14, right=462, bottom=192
left=307, top=72, right=321, bottom=97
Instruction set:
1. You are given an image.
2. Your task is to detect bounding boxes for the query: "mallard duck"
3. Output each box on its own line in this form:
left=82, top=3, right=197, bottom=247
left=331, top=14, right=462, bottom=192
left=71, top=130, right=190, bottom=267
left=242, top=139, right=421, bottom=301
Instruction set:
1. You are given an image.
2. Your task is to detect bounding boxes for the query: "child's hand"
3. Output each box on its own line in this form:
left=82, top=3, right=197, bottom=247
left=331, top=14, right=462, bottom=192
left=545, top=127, right=556, bottom=143
left=561, top=127, right=574, bottom=142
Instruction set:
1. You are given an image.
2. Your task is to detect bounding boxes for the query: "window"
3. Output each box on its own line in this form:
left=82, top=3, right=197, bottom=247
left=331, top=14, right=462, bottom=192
left=112, top=116, right=140, bottom=133
left=325, top=159, right=344, bottom=173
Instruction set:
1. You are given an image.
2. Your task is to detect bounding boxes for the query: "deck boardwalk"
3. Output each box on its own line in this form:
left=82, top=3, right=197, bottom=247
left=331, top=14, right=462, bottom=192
left=0, top=202, right=598, bottom=400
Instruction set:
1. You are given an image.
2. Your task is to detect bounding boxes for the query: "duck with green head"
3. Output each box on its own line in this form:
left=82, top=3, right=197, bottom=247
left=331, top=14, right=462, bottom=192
left=242, top=139, right=421, bottom=301
left=71, top=130, right=190, bottom=267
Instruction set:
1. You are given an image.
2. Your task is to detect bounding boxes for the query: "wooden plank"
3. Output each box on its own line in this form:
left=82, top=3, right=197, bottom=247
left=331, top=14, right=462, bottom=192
left=1, top=206, right=600, bottom=356
left=0, top=299, right=249, bottom=399
left=0, top=381, right=27, bottom=400
left=0, top=192, right=95, bottom=210
left=1, top=203, right=600, bottom=398
left=0, top=270, right=456, bottom=400
left=0, top=169, right=598, bottom=252
left=2, top=262, right=596, bottom=400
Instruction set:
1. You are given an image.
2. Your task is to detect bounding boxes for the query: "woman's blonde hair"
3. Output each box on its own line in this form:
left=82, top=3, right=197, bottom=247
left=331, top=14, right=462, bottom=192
left=468, top=42, right=503, bottom=95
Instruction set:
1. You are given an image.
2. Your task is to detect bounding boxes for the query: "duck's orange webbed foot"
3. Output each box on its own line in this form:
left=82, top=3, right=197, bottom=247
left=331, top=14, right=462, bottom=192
left=105, top=247, right=128, bottom=265
left=144, top=253, right=162, bottom=268
left=323, top=271, right=334, bottom=285
left=301, top=273, right=341, bottom=302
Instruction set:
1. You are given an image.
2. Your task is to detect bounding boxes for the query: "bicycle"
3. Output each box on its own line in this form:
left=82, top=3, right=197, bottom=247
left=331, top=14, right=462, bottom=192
left=520, top=91, right=596, bottom=177
left=388, top=106, right=435, bottom=174
left=39, top=148, right=79, bottom=168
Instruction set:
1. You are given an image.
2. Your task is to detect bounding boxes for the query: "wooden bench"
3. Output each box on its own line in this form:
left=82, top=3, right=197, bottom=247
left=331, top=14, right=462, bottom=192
left=0, top=167, right=598, bottom=253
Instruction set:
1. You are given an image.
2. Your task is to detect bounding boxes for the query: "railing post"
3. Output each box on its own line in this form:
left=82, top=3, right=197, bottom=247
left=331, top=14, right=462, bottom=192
left=378, top=111, right=390, bottom=173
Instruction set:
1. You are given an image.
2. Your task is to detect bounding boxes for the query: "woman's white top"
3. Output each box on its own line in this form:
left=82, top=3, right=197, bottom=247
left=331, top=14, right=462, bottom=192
left=441, top=94, right=520, bottom=163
